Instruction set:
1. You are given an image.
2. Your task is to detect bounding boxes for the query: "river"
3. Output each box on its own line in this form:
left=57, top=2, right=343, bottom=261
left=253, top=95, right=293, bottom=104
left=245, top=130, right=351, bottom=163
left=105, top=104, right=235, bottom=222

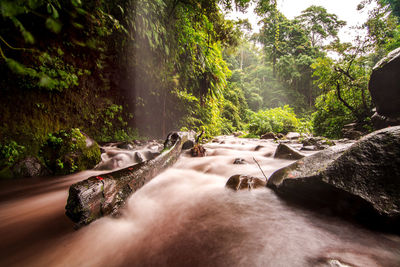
left=0, top=136, right=399, bottom=266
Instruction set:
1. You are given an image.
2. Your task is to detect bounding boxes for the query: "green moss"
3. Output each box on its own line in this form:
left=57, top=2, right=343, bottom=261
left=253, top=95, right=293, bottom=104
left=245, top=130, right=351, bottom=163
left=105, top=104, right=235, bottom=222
left=40, top=128, right=101, bottom=175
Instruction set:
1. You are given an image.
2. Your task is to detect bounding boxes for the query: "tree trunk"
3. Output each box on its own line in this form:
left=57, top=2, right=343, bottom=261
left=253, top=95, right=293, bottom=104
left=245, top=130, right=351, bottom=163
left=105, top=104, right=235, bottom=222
left=65, top=131, right=195, bottom=228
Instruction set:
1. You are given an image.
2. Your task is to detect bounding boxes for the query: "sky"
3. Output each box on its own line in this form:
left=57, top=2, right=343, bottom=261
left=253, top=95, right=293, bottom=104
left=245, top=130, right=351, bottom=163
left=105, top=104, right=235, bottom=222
left=225, top=0, right=375, bottom=43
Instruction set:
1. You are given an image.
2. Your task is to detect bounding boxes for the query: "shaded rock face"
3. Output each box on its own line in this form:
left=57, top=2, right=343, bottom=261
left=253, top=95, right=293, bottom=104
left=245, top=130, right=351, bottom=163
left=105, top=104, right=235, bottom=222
left=274, top=143, right=305, bottom=160
left=12, top=156, right=50, bottom=177
left=268, top=126, right=400, bottom=233
left=369, top=47, right=400, bottom=118
left=225, top=175, right=266, bottom=191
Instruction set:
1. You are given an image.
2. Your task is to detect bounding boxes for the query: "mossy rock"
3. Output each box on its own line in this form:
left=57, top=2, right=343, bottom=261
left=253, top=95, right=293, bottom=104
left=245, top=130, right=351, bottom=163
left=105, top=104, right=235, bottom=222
left=40, top=128, right=101, bottom=175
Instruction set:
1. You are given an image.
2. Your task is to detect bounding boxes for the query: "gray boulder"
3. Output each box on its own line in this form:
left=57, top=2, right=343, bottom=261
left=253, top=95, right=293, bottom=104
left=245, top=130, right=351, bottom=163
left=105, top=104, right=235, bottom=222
left=268, top=126, right=400, bottom=232
left=274, top=144, right=305, bottom=160
left=12, top=156, right=50, bottom=177
left=368, top=47, right=400, bottom=118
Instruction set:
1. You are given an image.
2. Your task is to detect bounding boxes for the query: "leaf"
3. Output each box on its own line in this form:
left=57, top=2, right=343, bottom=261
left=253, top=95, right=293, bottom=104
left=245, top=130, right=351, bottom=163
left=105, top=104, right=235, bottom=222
left=46, top=18, right=62, bottom=33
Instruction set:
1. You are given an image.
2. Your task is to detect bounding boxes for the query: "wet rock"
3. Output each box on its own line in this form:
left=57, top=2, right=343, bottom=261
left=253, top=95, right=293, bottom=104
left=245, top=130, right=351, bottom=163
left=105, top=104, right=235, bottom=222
left=368, top=47, right=400, bottom=118
left=274, top=144, right=305, bottom=160
left=233, top=158, right=246, bottom=164
left=233, top=131, right=245, bottom=137
left=116, top=142, right=134, bottom=150
left=254, top=145, right=264, bottom=151
left=226, top=175, right=266, bottom=191
left=276, top=133, right=285, bottom=139
left=371, top=111, right=400, bottom=130
left=12, top=156, right=50, bottom=177
left=191, top=144, right=206, bottom=157
left=301, top=145, right=317, bottom=151
left=143, top=151, right=160, bottom=160
left=268, top=126, right=400, bottom=233
left=285, top=132, right=300, bottom=140
left=134, top=152, right=145, bottom=163
left=260, top=132, right=276, bottom=139
left=302, top=137, right=335, bottom=150
left=182, top=140, right=195, bottom=150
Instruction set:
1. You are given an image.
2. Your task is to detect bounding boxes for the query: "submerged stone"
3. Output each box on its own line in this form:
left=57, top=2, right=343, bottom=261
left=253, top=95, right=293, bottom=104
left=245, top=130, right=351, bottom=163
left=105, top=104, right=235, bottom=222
left=226, top=174, right=266, bottom=191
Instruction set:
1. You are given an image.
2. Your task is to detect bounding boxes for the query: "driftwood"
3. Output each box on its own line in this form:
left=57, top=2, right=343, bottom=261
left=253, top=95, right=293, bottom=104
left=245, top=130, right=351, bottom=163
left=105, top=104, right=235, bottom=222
left=65, top=132, right=194, bottom=227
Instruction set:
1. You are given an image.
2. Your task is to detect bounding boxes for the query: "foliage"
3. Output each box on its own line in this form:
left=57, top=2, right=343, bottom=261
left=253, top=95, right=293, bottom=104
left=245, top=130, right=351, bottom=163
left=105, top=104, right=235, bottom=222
left=312, top=91, right=356, bottom=138
left=40, top=128, right=100, bottom=174
left=296, top=5, right=346, bottom=47
left=247, top=105, right=303, bottom=136
left=0, top=141, right=26, bottom=168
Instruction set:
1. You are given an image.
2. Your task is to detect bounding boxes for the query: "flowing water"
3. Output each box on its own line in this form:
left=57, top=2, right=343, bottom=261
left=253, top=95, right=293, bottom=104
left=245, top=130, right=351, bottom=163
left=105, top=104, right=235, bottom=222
left=0, top=136, right=399, bottom=267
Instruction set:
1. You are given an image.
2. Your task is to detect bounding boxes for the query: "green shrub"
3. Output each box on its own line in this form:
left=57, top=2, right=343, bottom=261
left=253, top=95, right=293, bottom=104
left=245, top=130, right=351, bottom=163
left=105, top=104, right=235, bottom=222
left=247, top=105, right=301, bottom=136
left=0, top=141, right=25, bottom=168
left=311, top=91, right=355, bottom=138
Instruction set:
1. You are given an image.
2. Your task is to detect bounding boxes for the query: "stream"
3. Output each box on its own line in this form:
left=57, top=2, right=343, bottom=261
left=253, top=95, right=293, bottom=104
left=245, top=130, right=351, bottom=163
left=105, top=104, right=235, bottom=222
left=0, top=136, right=399, bottom=266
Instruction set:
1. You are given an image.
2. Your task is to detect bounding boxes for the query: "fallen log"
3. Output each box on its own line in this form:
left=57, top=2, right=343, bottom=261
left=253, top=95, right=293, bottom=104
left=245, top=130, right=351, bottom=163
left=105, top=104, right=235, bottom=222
left=65, top=132, right=194, bottom=227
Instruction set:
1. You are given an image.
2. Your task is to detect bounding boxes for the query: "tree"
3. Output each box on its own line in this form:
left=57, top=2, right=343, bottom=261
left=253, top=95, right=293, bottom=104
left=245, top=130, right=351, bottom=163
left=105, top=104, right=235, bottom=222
left=296, top=5, right=346, bottom=48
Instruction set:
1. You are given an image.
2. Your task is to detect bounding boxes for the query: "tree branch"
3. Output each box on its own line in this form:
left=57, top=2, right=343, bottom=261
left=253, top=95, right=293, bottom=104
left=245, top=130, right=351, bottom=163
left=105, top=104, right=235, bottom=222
left=336, top=82, right=355, bottom=113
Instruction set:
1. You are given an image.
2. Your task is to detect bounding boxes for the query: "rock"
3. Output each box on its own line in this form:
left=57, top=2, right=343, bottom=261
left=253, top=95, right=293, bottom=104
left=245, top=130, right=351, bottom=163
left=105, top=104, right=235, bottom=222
left=274, top=144, right=305, bottom=160
left=182, top=140, right=195, bottom=150
left=260, top=132, right=276, bottom=139
left=233, top=158, right=246, bottom=164
left=65, top=131, right=194, bottom=227
left=143, top=151, right=160, bottom=160
left=191, top=144, right=206, bottom=157
left=226, top=175, right=266, bottom=191
left=368, top=47, right=400, bottom=118
left=254, top=145, right=264, bottom=151
left=233, top=131, right=245, bottom=137
left=12, top=156, right=50, bottom=178
left=302, top=137, right=335, bottom=150
left=301, top=145, right=317, bottom=151
left=341, top=123, right=366, bottom=140
left=285, top=132, right=300, bottom=140
left=134, top=152, right=145, bottom=163
left=40, top=129, right=101, bottom=175
left=116, top=142, right=134, bottom=150
left=268, top=126, right=400, bottom=233
left=276, top=133, right=284, bottom=139
left=371, top=112, right=400, bottom=130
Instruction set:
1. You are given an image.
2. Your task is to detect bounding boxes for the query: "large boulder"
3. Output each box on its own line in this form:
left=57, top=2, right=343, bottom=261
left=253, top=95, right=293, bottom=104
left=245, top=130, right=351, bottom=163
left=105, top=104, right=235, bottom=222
left=268, top=126, right=400, bottom=232
left=368, top=47, right=400, bottom=118
left=40, top=128, right=101, bottom=175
